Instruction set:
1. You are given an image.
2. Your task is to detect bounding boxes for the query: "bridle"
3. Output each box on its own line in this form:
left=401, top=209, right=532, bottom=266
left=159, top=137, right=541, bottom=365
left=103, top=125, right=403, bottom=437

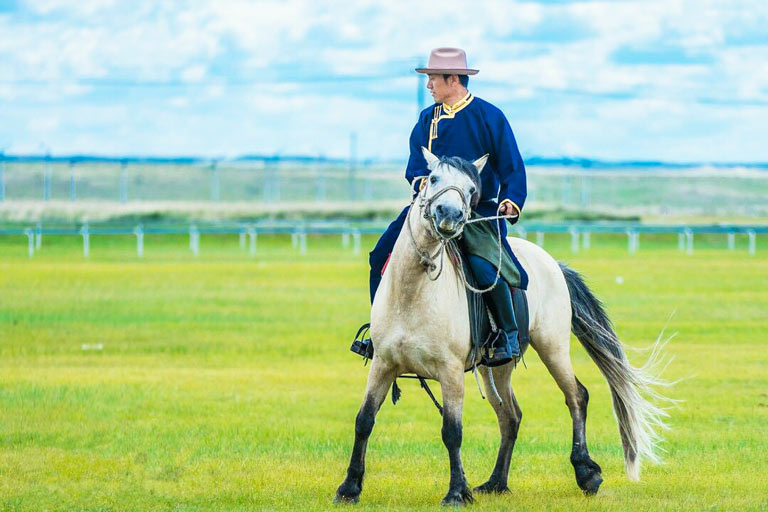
left=405, top=174, right=512, bottom=294
left=406, top=181, right=471, bottom=281
left=418, top=183, right=471, bottom=241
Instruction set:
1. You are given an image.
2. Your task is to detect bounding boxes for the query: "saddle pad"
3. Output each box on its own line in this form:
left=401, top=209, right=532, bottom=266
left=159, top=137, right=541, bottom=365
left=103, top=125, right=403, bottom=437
left=461, top=257, right=530, bottom=366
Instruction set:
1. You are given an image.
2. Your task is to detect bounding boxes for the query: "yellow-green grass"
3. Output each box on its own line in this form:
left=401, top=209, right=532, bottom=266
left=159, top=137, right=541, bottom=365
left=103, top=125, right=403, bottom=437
left=1, top=233, right=767, bottom=511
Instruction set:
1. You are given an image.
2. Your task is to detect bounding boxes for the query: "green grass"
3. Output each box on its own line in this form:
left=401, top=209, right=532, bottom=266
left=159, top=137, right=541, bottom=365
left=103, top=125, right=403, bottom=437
left=1, top=233, right=767, bottom=511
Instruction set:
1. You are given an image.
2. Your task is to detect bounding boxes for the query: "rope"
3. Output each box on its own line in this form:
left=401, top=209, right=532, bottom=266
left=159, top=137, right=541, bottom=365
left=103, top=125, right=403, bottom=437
left=407, top=182, right=517, bottom=408
left=408, top=185, right=517, bottom=293
left=487, top=366, right=504, bottom=406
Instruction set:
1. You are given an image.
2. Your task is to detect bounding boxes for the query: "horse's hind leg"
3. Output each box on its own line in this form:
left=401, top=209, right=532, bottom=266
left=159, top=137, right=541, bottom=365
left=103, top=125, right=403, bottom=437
left=474, top=364, right=520, bottom=494
left=335, top=359, right=396, bottom=503
left=537, top=344, right=603, bottom=495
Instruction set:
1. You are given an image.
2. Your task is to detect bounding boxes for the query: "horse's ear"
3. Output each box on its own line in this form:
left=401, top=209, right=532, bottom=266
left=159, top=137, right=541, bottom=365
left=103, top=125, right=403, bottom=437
left=421, top=147, right=440, bottom=170
left=473, top=154, right=489, bottom=174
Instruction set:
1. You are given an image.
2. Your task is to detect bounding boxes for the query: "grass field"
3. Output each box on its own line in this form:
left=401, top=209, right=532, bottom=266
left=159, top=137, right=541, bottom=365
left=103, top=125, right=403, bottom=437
left=1, top=233, right=767, bottom=511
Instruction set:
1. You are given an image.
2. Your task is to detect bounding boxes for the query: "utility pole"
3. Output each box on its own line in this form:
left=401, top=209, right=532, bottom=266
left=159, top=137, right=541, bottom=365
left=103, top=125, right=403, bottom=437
left=0, top=151, right=5, bottom=202
left=417, top=60, right=426, bottom=113
left=69, top=160, right=76, bottom=202
left=209, top=160, right=219, bottom=201
left=43, top=150, right=51, bottom=201
left=120, top=160, right=128, bottom=203
left=348, top=132, right=357, bottom=200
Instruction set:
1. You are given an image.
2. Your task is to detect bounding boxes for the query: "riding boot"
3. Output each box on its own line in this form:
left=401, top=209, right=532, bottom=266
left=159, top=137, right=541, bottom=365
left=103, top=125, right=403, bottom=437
left=482, top=281, right=520, bottom=367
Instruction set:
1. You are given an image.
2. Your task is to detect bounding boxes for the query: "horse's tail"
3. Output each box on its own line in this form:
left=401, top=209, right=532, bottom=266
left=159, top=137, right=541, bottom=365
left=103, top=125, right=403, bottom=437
left=559, top=262, right=674, bottom=481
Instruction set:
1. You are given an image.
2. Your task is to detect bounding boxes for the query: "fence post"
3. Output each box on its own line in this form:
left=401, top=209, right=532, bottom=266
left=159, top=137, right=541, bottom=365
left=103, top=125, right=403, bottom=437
left=685, top=228, right=694, bottom=255
left=582, top=231, right=591, bottom=251
left=134, top=224, right=144, bottom=259
left=569, top=227, right=579, bottom=253
left=342, top=229, right=350, bottom=248
left=516, top=227, right=527, bottom=240
left=299, top=232, right=307, bottom=255
left=678, top=231, right=685, bottom=252
left=248, top=226, right=257, bottom=256
left=80, top=223, right=90, bottom=259
left=35, top=221, right=42, bottom=250
left=239, top=226, right=246, bottom=249
left=727, top=232, right=735, bottom=251
left=747, top=230, right=756, bottom=255
left=24, top=228, right=34, bottom=258
left=189, top=225, right=200, bottom=257
left=352, top=229, right=361, bottom=256
left=535, top=231, right=544, bottom=247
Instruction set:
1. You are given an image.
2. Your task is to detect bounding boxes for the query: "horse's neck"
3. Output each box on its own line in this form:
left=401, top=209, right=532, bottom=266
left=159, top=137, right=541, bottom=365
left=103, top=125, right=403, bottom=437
left=386, top=205, right=454, bottom=304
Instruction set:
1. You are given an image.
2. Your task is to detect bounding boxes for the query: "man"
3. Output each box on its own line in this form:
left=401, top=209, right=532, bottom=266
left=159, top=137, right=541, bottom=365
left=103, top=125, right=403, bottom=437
left=351, top=47, right=528, bottom=367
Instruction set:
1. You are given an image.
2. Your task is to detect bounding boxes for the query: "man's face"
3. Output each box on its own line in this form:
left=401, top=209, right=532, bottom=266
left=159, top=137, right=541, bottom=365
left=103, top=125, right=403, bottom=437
left=426, top=74, right=453, bottom=104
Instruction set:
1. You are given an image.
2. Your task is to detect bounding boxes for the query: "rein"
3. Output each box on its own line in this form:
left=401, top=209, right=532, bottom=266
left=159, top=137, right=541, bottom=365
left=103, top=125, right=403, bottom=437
left=406, top=185, right=516, bottom=293
left=400, top=183, right=517, bottom=411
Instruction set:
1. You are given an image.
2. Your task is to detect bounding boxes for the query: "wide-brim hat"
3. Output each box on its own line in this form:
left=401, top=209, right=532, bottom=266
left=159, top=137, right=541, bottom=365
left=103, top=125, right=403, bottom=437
left=415, top=47, right=479, bottom=75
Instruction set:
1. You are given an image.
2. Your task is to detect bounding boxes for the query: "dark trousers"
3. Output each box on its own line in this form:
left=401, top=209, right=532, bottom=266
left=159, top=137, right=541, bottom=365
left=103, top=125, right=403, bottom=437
left=368, top=204, right=510, bottom=303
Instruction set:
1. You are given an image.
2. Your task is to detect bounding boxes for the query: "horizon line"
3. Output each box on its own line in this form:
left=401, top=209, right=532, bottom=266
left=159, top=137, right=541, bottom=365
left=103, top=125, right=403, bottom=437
left=2, top=153, right=768, bottom=170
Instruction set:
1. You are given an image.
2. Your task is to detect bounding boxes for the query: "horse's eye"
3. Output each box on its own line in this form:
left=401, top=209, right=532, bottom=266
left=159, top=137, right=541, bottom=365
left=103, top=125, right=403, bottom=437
left=469, top=186, right=476, bottom=195
left=430, top=175, right=438, bottom=184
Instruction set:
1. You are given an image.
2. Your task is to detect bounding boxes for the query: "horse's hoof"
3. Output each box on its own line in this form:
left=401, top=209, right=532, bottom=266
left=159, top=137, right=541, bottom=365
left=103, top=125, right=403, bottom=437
left=473, top=480, right=510, bottom=494
left=580, top=472, right=603, bottom=496
left=334, top=493, right=359, bottom=505
left=334, top=482, right=361, bottom=504
left=574, top=458, right=603, bottom=495
left=441, top=486, right=474, bottom=506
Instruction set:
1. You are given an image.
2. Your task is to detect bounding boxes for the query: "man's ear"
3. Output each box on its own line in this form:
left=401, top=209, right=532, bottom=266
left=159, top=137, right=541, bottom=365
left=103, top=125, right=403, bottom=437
left=473, top=154, right=489, bottom=174
left=421, top=147, right=440, bottom=170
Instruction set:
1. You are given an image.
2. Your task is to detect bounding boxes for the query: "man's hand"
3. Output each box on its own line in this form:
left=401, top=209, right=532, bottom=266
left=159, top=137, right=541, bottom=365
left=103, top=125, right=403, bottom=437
left=498, top=202, right=519, bottom=217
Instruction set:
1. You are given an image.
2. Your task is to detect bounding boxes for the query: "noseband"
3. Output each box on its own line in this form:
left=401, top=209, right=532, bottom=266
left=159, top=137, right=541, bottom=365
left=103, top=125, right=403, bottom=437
left=418, top=184, right=471, bottom=241
left=406, top=180, right=510, bottom=294
left=405, top=183, right=471, bottom=281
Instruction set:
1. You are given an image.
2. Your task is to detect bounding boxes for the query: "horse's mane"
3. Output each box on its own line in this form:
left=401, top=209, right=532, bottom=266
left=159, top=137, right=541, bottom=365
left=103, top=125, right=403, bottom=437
left=438, top=155, right=482, bottom=207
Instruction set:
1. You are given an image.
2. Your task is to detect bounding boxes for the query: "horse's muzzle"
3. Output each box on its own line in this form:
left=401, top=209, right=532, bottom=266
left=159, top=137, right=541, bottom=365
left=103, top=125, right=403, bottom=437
left=434, top=204, right=465, bottom=238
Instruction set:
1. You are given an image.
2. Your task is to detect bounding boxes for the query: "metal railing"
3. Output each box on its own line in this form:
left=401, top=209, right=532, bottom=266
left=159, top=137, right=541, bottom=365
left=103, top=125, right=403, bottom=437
left=1, top=221, right=763, bottom=259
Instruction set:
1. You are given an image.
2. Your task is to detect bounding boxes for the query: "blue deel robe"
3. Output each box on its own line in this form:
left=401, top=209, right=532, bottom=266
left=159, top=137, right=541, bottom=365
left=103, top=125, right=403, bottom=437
left=405, top=93, right=527, bottom=218
left=368, top=92, right=529, bottom=301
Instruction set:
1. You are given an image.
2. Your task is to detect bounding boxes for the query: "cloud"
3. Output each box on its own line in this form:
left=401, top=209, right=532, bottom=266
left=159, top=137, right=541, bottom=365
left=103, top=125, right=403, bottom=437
left=0, top=0, right=767, bottom=161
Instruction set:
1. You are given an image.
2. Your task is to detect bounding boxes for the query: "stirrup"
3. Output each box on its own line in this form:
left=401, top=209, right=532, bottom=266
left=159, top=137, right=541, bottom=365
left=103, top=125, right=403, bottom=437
left=350, top=323, right=374, bottom=360
left=481, top=330, right=519, bottom=367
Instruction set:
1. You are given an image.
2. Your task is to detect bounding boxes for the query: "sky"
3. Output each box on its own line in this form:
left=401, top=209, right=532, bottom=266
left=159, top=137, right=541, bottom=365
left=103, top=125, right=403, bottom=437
left=0, top=0, right=767, bottom=162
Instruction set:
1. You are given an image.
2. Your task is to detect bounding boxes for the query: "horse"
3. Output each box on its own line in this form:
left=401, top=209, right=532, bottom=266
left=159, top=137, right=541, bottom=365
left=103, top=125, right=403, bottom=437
left=335, top=148, right=672, bottom=506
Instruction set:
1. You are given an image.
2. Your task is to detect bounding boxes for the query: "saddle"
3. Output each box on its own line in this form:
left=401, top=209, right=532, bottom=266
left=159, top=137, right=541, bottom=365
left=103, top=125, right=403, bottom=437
left=461, top=255, right=531, bottom=369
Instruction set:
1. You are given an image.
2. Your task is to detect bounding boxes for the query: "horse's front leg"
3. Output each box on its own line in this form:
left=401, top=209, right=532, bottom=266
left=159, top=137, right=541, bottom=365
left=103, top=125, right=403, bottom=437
left=335, top=359, right=395, bottom=504
left=439, top=366, right=473, bottom=506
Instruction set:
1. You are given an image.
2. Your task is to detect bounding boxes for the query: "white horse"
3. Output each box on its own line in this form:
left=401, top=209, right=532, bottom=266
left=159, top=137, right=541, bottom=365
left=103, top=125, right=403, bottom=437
left=335, top=148, right=672, bottom=506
